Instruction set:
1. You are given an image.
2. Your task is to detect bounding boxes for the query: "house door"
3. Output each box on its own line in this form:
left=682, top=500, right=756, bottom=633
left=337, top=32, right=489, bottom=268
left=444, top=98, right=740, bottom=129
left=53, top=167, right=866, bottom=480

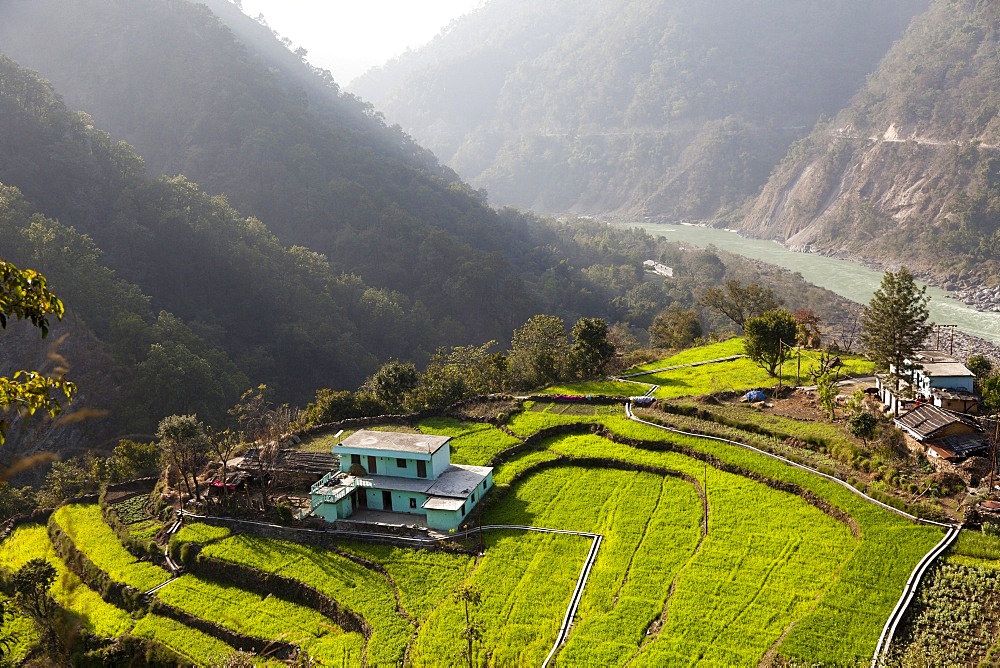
left=352, top=489, right=367, bottom=509
left=368, top=456, right=377, bottom=475
left=382, top=490, right=393, bottom=511
left=416, top=460, right=427, bottom=478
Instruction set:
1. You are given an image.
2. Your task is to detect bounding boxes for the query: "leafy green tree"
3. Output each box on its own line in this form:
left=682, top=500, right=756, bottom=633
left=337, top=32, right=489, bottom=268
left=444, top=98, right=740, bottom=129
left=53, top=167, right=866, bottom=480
left=0, top=482, right=35, bottom=523
left=860, top=267, right=933, bottom=416
left=11, top=558, right=63, bottom=654
left=743, top=309, right=798, bottom=377
left=569, top=318, right=615, bottom=379
left=37, top=455, right=104, bottom=507
left=0, top=259, right=75, bottom=445
left=411, top=342, right=508, bottom=409
left=508, top=315, right=569, bottom=389
left=298, top=389, right=362, bottom=426
left=700, top=279, right=782, bottom=333
left=815, top=371, right=838, bottom=420
left=848, top=411, right=878, bottom=447
left=107, top=439, right=161, bottom=483
left=967, top=354, right=993, bottom=388
left=363, top=360, right=419, bottom=413
left=649, top=305, right=703, bottom=349
left=157, top=414, right=210, bottom=502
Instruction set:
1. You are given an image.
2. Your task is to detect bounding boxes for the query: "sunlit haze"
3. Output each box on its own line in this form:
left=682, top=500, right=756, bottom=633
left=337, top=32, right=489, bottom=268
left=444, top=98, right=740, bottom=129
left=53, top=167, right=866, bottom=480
left=236, top=0, right=483, bottom=85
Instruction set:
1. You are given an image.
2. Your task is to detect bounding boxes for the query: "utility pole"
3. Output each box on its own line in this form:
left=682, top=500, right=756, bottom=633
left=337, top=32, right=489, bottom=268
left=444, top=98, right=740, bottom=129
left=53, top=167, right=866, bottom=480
left=934, top=324, right=958, bottom=355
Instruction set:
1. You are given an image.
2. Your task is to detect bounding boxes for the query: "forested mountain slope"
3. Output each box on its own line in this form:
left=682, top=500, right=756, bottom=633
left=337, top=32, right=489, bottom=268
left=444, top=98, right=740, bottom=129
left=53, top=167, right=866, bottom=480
left=351, top=0, right=927, bottom=219
left=736, top=0, right=1000, bottom=287
left=0, top=0, right=538, bottom=347
left=0, top=53, right=700, bottom=439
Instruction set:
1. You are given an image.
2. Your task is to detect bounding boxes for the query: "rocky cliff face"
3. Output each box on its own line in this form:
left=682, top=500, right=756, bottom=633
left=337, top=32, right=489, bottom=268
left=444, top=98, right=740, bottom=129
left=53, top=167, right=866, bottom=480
left=737, top=0, right=1000, bottom=292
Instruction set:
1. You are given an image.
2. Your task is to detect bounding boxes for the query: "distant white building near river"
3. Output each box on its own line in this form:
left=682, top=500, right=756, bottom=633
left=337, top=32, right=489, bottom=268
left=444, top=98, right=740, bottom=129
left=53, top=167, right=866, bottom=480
left=643, top=260, right=673, bottom=277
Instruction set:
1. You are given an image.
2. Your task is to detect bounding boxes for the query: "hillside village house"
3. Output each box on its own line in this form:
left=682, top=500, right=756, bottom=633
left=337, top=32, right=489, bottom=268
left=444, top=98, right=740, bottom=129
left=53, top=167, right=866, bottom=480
left=893, top=403, right=987, bottom=462
left=307, top=430, right=493, bottom=531
left=876, top=350, right=979, bottom=415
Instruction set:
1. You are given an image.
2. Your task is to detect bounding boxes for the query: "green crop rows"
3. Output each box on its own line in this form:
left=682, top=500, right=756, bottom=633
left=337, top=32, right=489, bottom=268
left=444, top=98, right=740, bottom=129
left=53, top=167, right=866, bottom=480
left=52, top=504, right=172, bottom=592
left=156, top=575, right=364, bottom=665
left=3, top=339, right=944, bottom=666
left=0, top=524, right=133, bottom=638
left=417, top=417, right=521, bottom=466
left=131, top=613, right=237, bottom=665
left=408, top=530, right=592, bottom=666
left=489, top=466, right=703, bottom=665
left=194, top=530, right=415, bottom=666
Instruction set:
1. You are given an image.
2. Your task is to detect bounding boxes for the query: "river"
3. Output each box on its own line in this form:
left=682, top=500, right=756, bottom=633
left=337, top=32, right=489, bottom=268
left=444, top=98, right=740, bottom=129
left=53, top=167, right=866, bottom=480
left=620, top=222, right=1000, bottom=346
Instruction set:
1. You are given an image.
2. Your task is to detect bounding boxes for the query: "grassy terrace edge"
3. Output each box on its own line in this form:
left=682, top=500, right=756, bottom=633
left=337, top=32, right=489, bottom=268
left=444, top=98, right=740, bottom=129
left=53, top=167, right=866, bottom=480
left=485, top=403, right=947, bottom=664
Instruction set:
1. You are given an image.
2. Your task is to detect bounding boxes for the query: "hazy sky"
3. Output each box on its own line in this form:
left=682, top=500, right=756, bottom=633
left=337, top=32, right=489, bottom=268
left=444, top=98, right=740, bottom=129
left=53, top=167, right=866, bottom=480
left=237, top=0, right=483, bottom=85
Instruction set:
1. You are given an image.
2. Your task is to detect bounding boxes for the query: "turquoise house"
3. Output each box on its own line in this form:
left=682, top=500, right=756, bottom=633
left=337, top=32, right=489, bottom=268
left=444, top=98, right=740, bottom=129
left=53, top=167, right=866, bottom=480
left=308, top=430, right=494, bottom=531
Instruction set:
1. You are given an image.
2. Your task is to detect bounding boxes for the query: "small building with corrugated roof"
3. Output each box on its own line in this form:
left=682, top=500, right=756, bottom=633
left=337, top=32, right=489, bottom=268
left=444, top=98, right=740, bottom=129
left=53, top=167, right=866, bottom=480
left=894, top=403, right=987, bottom=462
left=307, top=430, right=493, bottom=531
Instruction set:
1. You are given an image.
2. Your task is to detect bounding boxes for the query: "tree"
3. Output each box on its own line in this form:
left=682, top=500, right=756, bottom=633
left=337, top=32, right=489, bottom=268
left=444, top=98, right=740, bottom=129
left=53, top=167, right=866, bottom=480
left=649, top=305, right=703, bottom=350
left=157, top=414, right=210, bottom=503
left=410, top=342, right=508, bottom=409
left=860, top=267, right=933, bottom=416
left=569, top=318, right=615, bottom=379
left=793, top=309, right=822, bottom=348
left=743, top=309, right=798, bottom=377
left=107, top=439, right=161, bottom=483
left=508, top=315, right=569, bottom=389
left=849, top=411, right=879, bottom=447
left=699, top=279, right=782, bottom=333
left=209, top=429, right=241, bottom=502
left=815, top=371, right=838, bottom=419
left=455, top=584, right=483, bottom=668
left=11, top=558, right=66, bottom=655
left=363, top=360, right=419, bottom=413
left=967, top=354, right=994, bottom=388
left=0, top=259, right=75, bottom=445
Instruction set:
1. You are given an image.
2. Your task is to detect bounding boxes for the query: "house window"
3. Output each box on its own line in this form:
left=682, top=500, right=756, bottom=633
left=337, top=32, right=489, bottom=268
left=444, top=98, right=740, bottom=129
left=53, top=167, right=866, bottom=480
left=397, top=458, right=407, bottom=468
left=351, top=454, right=361, bottom=465
left=409, top=498, right=417, bottom=509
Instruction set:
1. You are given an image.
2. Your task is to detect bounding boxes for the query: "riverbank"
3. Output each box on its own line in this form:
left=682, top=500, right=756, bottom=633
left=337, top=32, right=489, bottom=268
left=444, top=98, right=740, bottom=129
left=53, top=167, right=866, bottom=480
left=620, top=221, right=1000, bottom=347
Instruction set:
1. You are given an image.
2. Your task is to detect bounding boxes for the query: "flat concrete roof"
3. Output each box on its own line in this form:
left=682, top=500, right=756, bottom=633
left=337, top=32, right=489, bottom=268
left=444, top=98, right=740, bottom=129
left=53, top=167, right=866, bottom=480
left=337, top=429, right=450, bottom=455
left=422, top=497, right=466, bottom=511
left=427, top=465, right=492, bottom=498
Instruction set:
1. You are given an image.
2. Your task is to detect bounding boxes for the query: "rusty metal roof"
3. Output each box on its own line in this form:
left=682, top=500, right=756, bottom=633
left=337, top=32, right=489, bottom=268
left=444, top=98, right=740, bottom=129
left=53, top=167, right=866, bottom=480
left=895, top=404, right=979, bottom=440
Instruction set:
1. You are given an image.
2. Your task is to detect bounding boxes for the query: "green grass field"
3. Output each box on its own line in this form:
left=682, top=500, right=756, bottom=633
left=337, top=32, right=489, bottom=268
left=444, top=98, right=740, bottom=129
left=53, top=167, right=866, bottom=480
left=194, top=531, right=414, bottom=667
left=155, top=575, right=364, bottom=665
left=131, top=613, right=238, bottom=665
left=0, top=524, right=133, bottom=639
left=416, top=417, right=522, bottom=465
left=52, top=504, right=171, bottom=592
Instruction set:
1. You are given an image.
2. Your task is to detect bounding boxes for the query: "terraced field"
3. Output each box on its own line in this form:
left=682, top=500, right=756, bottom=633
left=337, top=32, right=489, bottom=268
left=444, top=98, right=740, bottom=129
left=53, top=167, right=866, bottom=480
left=0, top=340, right=945, bottom=666
left=0, top=524, right=133, bottom=638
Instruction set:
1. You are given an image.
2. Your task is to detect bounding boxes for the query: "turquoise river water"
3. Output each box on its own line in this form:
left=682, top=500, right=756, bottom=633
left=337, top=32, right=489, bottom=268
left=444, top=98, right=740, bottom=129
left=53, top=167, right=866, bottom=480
left=619, top=222, right=1000, bottom=346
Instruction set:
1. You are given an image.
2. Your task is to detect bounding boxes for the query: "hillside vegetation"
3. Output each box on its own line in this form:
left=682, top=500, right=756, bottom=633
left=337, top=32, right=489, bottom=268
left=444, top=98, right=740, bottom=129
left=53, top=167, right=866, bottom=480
left=352, top=0, right=926, bottom=219
left=738, top=0, right=1000, bottom=286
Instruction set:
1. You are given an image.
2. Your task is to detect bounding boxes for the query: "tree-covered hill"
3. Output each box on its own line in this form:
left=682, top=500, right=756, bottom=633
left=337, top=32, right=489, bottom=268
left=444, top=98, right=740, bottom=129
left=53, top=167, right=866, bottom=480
left=0, top=0, right=540, bottom=347
left=350, top=0, right=927, bottom=220
left=737, top=0, right=1000, bottom=286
